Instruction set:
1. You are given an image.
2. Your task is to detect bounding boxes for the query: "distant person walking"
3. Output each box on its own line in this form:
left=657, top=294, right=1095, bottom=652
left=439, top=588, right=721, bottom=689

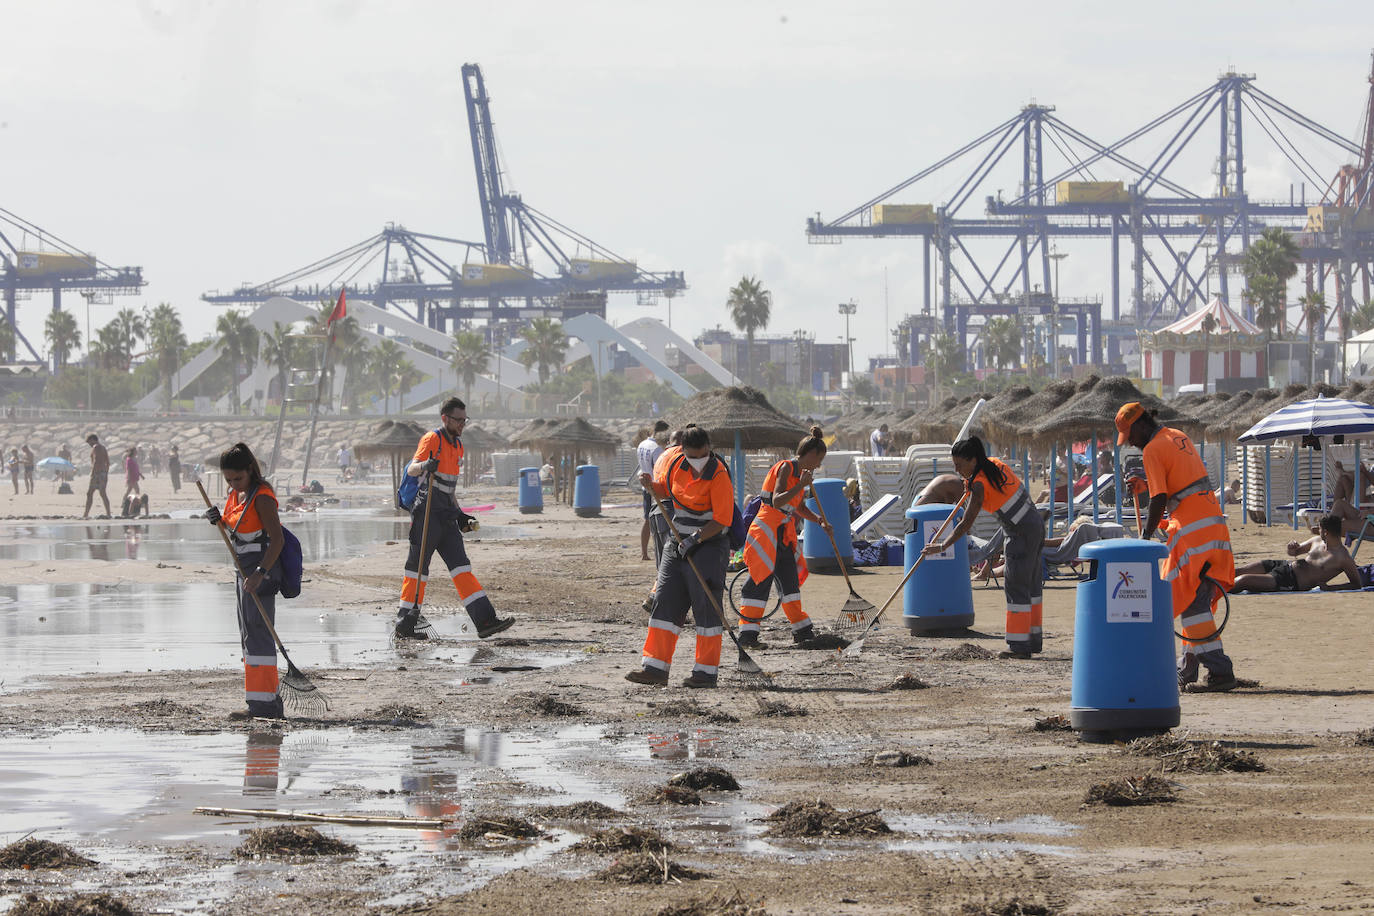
left=124, top=447, right=144, bottom=501
left=168, top=445, right=182, bottom=493
left=636, top=421, right=670, bottom=561
left=7, top=449, right=19, bottom=495
left=21, top=444, right=35, bottom=494
left=84, top=433, right=112, bottom=519
left=870, top=424, right=890, bottom=457
left=337, top=443, right=352, bottom=480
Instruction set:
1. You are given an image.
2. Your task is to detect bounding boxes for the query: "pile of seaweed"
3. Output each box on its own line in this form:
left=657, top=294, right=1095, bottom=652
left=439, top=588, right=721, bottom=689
left=939, top=643, right=996, bottom=661
left=887, top=673, right=930, bottom=690
left=0, top=839, right=96, bottom=869
left=531, top=801, right=624, bottom=821
left=457, top=814, right=546, bottom=842
left=1083, top=774, right=1177, bottom=806
left=870, top=750, right=932, bottom=768
left=1126, top=734, right=1266, bottom=773
left=754, top=698, right=807, bottom=718
left=635, top=785, right=703, bottom=806
left=233, top=826, right=356, bottom=858
left=512, top=692, right=585, bottom=717
left=762, top=799, right=891, bottom=838
left=572, top=826, right=672, bottom=854
left=1033, top=715, right=1072, bottom=732
left=668, top=767, right=740, bottom=791
left=8, top=894, right=138, bottom=916
left=598, top=850, right=710, bottom=884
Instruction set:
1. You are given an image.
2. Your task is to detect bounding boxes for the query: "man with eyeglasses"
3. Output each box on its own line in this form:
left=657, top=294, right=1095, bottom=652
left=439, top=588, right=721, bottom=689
left=394, top=397, right=514, bottom=640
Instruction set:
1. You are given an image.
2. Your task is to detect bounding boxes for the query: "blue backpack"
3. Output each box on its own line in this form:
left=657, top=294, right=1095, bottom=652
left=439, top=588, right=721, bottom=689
left=396, top=427, right=443, bottom=511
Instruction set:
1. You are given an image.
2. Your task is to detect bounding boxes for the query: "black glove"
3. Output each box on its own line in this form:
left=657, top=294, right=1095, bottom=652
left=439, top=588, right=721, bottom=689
left=458, top=511, right=478, bottom=532
left=204, top=506, right=222, bottom=526
left=680, top=531, right=702, bottom=558
left=420, top=456, right=440, bottom=475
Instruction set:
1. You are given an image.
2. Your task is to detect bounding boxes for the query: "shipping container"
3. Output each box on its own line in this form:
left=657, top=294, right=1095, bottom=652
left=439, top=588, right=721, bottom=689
left=569, top=258, right=636, bottom=281
left=872, top=204, right=936, bottom=225
left=1055, top=181, right=1129, bottom=204
left=15, top=251, right=98, bottom=278
left=460, top=263, right=535, bottom=287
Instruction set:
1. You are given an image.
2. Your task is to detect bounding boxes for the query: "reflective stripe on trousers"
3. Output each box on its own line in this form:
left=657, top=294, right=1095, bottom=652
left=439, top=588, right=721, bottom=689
left=395, top=510, right=497, bottom=630
left=1001, top=513, right=1044, bottom=652
left=235, top=550, right=282, bottom=715
left=641, top=536, right=727, bottom=677
left=739, top=536, right=810, bottom=634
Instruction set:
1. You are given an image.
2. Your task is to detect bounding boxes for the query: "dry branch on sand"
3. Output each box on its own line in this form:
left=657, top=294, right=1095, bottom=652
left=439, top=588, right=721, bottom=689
left=655, top=890, right=771, bottom=916
left=0, top=839, right=96, bottom=870
left=8, top=893, right=138, bottom=916
left=530, top=801, right=625, bottom=821
left=571, top=826, right=672, bottom=854
left=457, top=814, right=545, bottom=842
left=598, top=850, right=710, bottom=884
left=232, top=826, right=356, bottom=858
left=1125, top=735, right=1266, bottom=773
left=1083, top=774, right=1178, bottom=806
left=887, top=673, right=931, bottom=690
left=668, top=766, right=740, bottom=791
left=1033, top=715, right=1073, bottom=732
left=762, top=799, right=892, bottom=838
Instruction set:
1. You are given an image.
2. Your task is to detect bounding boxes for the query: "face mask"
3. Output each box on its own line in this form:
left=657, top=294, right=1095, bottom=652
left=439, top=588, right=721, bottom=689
left=686, top=455, right=710, bottom=473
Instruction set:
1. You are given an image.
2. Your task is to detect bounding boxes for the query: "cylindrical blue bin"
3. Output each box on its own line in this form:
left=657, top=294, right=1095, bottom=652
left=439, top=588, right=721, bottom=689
left=517, top=467, right=543, bottom=515
left=802, top=477, right=852, bottom=571
left=573, top=464, right=601, bottom=518
left=1070, top=538, right=1179, bottom=738
left=902, top=504, right=975, bottom=633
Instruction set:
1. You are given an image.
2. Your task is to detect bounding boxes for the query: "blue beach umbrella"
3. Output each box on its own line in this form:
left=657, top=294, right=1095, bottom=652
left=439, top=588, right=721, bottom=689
left=36, top=457, right=76, bottom=472
left=1237, top=395, right=1374, bottom=443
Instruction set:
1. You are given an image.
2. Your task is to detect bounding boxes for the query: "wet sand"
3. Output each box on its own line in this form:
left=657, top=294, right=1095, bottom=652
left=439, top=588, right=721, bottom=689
left=2, top=483, right=1372, bottom=915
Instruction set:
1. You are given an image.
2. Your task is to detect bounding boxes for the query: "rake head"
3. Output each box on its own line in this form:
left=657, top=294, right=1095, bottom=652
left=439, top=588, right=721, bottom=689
left=280, top=664, right=329, bottom=716
left=831, top=591, right=877, bottom=637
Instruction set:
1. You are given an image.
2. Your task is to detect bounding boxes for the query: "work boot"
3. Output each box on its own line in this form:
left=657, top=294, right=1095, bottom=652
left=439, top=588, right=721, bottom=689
left=999, top=648, right=1033, bottom=659
left=625, top=667, right=669, bottom=686
left=394, top=614, right=429, bottom=640
left=1191, top=671, right=1239, bottom=692
left=737, top=630, right=762, bottom=649
left=792, top=623, right=816, bottom=645
left=476, top=617, right=515, bottom=639
left=681, top=671, right=718, bottom=689
left=1177, top=654, right=1200, bottom=688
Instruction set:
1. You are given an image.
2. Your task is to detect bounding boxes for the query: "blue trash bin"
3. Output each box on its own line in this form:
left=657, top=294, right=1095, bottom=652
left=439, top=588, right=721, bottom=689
left=802, top=477, right=852, bottom=571
left=517, top=467, right=543, bottom=515
left=1070, top=538, right=1179, bottom=738
left=901, top=504, right=975, bottom=632
left=573, top=464, right=601, bottom=518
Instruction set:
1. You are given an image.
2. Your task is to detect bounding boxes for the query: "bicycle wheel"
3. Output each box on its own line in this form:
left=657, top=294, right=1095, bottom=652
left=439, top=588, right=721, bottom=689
left=727, top=567, right=783, bottom=623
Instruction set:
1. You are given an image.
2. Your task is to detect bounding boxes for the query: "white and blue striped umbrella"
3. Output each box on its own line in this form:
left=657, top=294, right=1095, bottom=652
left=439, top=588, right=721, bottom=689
left=1238, top=395, right=1374, bottom=442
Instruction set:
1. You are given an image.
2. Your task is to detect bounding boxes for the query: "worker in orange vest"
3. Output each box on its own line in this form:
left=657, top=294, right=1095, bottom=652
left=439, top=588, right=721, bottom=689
left=738, top=425, right=831, bottom=647
left=1118, top=402, right=1239, bottom=692
left=627, top=424, right=733, bottom=688
left=925, top=436, right=1044, bottom=658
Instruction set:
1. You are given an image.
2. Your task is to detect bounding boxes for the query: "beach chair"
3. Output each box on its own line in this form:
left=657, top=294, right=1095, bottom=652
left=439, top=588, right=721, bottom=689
left=1345, top=515, right=1374, bottom=557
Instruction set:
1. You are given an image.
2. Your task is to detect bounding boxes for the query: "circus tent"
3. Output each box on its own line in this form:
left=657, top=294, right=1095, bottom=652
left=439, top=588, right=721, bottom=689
left=1139, top=296, right=1266, bottom=395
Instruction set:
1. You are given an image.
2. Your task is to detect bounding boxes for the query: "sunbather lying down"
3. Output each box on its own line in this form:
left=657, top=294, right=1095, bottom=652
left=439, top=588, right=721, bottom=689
left=1232, top=513, right=1364, bottom=593
left=969, top=518, right=1127, bottom=581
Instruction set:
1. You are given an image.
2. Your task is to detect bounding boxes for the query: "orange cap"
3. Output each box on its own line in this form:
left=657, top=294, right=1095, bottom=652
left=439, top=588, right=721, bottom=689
left=1115, top=402, right=1145, bottom=445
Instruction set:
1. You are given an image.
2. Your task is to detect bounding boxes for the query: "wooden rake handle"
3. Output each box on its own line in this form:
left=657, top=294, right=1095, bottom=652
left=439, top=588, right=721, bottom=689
left=196, top=480, right=290, bottom=657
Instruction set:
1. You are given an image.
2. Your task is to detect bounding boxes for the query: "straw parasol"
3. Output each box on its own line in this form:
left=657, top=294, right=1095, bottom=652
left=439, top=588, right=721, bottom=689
left=511, top=416, right=620, bottom=504
left=354, top=419, right=428, bottom=494
left=980, top=380, right=1079, bottom=449
left=456, top=424, right=510, bottom=486
left=659, top=386, right=807, bottom=451
left=1031, top=375, right=1202, bottom=446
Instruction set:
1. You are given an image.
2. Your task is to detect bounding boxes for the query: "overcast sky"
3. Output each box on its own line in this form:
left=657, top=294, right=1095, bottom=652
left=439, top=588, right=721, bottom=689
left=4, top=1, right=1373, bottom=369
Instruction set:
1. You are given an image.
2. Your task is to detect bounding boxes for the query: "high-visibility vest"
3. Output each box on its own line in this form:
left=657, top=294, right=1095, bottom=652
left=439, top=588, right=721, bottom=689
left=969, top=458, right=1034, bottom=530
left=744, top=459, right=809, bottom=586
left=224, top=482, right=278, bottom=557
left=660, top=452, right=733, bottom=537
left=1143, top=427, right=1234, bottom=611
left=412, top=429, right=464, bottom=502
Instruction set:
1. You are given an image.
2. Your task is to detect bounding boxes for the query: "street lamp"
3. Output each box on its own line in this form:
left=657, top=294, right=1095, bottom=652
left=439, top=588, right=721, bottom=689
left=1048, top=248, right=1068, bottom=377
left=838, top=302, right=857, bottom=382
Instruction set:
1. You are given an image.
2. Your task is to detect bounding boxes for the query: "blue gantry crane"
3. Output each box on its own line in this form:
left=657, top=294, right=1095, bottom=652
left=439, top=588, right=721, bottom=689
left=0, top=207, right=144, bottom=365
left=808, top=67, right=1374, bottom=373
left=203, top=63, right=685, bottom=330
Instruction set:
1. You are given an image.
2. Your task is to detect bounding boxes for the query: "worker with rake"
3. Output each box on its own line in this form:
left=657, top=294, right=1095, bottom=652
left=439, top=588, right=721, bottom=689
left=394, top=397, right=514, bottom=641
left=925, top=436, right=1045, bottom=659
left=203, top=443, right=287, bottom=720
left=1117, top=402, right=1239, bottom=692
left=627, top=424, right=733, bottom=688
left=737, top=425, right=831, bottom=648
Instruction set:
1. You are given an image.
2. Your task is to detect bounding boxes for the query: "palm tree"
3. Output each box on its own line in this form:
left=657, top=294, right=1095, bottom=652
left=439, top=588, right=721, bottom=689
left=44, top=309, right=81, bottom=371
left=215, top=310, right=260, bottom=414
left=259, top=322, right=300, bottom=411
left=450, top=329, right=491, bottom=405
left=1299, top=291, right=1327, bottom=385
left=0, top=317, right=13, bottom=362
left=920, top=332, right=964, bottom=403
left=518, top=317, right=567, bottom=385
left=1244, top=275, right=1286, bottom=343
left=145, top=303, right=187, bottom=411
left=983, top=317, right=1023, bottom=371
left=109, top=307, right=147, bottom=371
left=367, top=338, right=410, bottom=414
left=1200, top=312, right=1218, bottom=394
left=726, top=276, right=772, bottom=384
left=1243, top=228, right=1301, bottom=342
left=89, top=324, right=124, bottom=371
left=1351, top=298, right=1374, bottom=335
left=395, top=360, right=423, bottom=412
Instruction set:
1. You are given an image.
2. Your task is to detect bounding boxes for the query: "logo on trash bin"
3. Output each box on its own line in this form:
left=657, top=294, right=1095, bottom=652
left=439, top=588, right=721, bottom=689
left=1106, top=561, right=1153, bottom=623
left=1112, top=570, right=1134, bottom=599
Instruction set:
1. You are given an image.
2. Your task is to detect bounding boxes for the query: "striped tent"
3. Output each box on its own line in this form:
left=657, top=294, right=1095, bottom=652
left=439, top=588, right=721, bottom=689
left=1140, top=296, right=1266, bottom=396
left=1238, top=395, right=1374, bottom=443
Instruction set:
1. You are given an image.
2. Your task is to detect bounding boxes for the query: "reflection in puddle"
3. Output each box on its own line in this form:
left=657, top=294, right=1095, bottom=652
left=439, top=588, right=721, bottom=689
left=646, top=730, right=724, bottom=761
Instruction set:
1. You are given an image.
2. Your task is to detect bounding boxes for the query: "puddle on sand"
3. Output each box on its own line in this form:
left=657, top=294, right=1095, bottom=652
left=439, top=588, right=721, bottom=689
left=0, top=724, right=619, bottom=911
left=0, top=513, right=526, bottom=564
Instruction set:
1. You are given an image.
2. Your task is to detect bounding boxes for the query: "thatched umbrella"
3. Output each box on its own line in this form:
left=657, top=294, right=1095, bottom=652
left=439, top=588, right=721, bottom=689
left=455, top=424, right=510, bottom=487
left=660, top=386, right=808, bottom=502
left=981, top=380, right=1078, bottom=449
left=354, top=419, right=428, bottom=495
left=511, top=416, right=620, bottom=505
left=1033, top=376, right=1203, bottom=445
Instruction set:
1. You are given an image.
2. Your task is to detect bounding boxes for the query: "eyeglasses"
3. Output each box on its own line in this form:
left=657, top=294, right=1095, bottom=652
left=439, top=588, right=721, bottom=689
left=443, top=415, right=467, bottom=424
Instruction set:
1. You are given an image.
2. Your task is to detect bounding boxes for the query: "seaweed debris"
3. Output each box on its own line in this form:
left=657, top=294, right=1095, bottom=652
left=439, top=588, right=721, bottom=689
left=938, top=643, right=996, bottom=661
left=571, top=825, right=673, bottom=854
left=8, top=893, right=138, bottom=916
left=1083, top=774, right=1177, bottom=806
left=762, top=799, right=891, bottom=838
left=457, top=814, right=546, bottom=842
left=1126, top=735, right=1265, bottom=773
left=0, top=839, right=96, bottom=870
left=668, top=766, right=740, bottom=791
left=531, top=801, right=625, bottom=821
left=232, top=826, right=357, bottom=858
left=598, top=850, right=710, bottom=884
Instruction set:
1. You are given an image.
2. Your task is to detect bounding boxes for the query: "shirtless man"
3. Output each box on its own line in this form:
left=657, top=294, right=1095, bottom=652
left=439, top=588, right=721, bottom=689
left=1232, top=514, right=1363, bottom=592
left=915, top=473, right=965, bottom=506
left=83, top=433, right=112, bottom=519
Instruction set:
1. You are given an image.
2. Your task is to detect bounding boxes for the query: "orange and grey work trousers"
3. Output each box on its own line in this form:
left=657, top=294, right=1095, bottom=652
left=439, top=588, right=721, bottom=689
left=1001, top=512, right=1045, bottom=654
left=396, top=502, right=499, bottom=633
left=641, top=535, right=727, bottom=681
left=235, top=551, right=284, bottom=718
left=1175, top=577, right=1234, bottom=683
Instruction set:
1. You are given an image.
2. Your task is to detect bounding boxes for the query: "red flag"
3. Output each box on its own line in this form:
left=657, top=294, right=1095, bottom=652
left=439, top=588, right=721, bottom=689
left=327, top=288, right=347, bottom=325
